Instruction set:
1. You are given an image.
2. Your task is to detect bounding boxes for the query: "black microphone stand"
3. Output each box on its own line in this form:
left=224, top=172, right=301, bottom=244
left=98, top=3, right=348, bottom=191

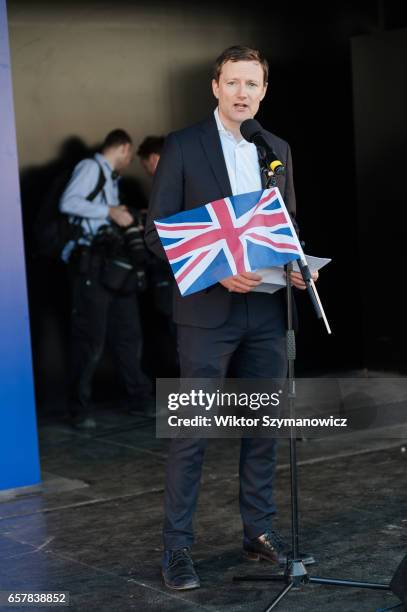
left=232, top=168, right=391, bottom=611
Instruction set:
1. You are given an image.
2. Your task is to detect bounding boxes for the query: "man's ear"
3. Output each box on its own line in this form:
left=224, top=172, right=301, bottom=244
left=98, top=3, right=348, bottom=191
left=212, top=78, right=219, bottom=99
left=260, top=83, right=268, bottom=101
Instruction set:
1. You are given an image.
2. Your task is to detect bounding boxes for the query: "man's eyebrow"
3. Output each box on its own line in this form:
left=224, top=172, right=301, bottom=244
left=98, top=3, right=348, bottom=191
left=225, top=77, right=260, bottom=82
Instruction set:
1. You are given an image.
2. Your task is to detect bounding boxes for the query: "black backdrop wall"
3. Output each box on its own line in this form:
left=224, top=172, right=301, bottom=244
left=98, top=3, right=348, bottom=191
left=9, top=1, right=407, bottom=413
left=352, top=26, right=407, bottom=371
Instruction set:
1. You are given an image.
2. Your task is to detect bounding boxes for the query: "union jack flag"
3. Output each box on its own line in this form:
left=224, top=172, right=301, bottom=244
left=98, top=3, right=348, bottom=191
left=154, top=188, right=302, bottom=296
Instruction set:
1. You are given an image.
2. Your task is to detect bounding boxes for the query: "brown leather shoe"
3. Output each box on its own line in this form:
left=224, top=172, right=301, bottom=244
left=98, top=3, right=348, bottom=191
left=243, top=530, right=286, bottom=564
left=243, top=529, right=315, bottom=566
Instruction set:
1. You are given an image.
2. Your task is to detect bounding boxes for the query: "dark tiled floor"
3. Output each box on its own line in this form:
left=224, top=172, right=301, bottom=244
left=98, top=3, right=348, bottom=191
left=0, top=408, right=406, bottom=611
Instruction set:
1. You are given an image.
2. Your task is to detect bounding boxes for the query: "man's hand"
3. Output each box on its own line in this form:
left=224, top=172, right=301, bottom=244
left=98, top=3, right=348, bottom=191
left=288, top=270, right=319, bottom=290
left=220, top=271, right=262, bottom=293
left=108, top=205, right=134, bottom=227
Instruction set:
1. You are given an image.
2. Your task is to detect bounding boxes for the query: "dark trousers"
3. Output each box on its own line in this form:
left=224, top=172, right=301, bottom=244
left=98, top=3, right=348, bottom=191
left=69, top=260, right=151, bottom=418
left=163, top=291, right=287, bottom=550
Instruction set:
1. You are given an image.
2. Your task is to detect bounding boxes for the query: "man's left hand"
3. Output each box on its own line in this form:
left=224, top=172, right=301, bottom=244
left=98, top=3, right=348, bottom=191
left=288, top=270, right=319, bottom=290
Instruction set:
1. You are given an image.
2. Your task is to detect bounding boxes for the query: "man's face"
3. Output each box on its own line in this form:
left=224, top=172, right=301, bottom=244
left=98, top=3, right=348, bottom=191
left=140, top=153, right=160, bottom=177
left=116, top=143, right=134, bottom=171
left=212, top=60, right=267, bottom=127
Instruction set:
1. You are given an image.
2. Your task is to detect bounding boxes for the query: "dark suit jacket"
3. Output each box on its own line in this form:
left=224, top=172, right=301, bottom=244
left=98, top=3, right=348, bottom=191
left=145, top=113, right=297, bottom=328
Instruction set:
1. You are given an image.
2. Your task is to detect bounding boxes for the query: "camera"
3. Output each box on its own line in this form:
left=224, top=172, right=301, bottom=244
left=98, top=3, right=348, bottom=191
left=92, top=210, right=148, bottom=293
left=121, top=222, right=146, bottom=268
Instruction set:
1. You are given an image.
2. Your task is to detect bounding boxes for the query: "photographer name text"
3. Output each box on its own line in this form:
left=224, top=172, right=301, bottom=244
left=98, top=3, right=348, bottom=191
left=167, top=415, right=348, bottom=428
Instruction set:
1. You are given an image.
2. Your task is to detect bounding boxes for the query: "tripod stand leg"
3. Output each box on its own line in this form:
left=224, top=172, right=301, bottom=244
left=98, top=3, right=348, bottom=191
left=263, top=582, right=294, bottom=612
left=233, top=574, right=285, bottom=582
left=309, top=576, right=389, bottom=589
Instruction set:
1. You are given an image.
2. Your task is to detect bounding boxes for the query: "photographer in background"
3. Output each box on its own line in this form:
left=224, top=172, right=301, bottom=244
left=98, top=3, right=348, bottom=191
left=60, top=129, right=152, bottom=429
left=137, top=136, right=178, bottom=376
left=137, top=135, right=165, bottom=177
left=137, top=135, right=173, bottom=320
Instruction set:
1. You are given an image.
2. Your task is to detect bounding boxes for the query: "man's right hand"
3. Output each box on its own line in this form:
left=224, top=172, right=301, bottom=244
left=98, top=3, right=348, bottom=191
left=108, top=205, right=134, bottom=227
left=220, top=271, right=262, bottom=293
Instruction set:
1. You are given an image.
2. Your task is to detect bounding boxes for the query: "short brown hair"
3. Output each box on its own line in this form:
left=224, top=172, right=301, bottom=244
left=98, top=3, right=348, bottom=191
left=213, top=45, right=269, bottom=85
left=137, top=136, right=165, bottom=159
left=102, top=129, right=132, bottom=150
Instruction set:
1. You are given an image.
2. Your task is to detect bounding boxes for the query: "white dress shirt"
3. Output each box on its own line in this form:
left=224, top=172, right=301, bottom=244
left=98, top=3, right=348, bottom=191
left=214, top=107, right=262, bottom=196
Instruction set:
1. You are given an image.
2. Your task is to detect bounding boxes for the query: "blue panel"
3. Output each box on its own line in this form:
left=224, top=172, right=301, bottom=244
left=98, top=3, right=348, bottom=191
left=0, top=0, right=41, bottom=490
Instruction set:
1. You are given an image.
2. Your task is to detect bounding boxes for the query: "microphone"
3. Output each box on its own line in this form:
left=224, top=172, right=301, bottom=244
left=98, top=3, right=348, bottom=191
left=240, top=119, right=285, bottom=175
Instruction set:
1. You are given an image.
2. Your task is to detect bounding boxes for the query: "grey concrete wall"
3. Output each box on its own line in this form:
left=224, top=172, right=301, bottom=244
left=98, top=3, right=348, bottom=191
left=7, top=1, right=276, bottom=188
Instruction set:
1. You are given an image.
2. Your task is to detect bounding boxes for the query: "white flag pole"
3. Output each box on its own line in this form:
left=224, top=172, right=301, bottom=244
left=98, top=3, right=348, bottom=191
left=273, top=187, right=332, bottom=335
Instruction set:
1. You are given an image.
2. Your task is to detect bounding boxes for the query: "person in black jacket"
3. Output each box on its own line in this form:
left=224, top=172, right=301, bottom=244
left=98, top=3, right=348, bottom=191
left=137, top=135, right=165, bottom=177
left=145, top=46, right=317, bottom=590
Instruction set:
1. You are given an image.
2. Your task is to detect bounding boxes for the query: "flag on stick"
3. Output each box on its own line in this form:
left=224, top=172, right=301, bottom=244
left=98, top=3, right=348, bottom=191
left=154, top=188, right=302, bottom=296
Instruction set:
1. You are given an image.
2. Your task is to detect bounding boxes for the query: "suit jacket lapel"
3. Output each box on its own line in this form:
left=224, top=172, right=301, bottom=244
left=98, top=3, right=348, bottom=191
left=199, top=115, right=232, bottom=197
left=254, top=143, right=269, bottom=190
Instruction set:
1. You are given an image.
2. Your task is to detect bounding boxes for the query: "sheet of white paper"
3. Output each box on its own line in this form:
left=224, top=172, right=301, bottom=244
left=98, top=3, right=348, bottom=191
left=252, top=255, right=332, bottom=294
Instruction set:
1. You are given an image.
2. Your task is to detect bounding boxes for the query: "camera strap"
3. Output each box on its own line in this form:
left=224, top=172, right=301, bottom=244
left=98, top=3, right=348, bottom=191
left=74, top=161, right=107, bottom=244
left=86, top=161, right=106, bottom=203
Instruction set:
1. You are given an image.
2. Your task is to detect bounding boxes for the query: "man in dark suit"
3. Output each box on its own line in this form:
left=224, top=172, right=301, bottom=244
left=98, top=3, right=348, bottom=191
left=145, top=45, right=317, bottom=590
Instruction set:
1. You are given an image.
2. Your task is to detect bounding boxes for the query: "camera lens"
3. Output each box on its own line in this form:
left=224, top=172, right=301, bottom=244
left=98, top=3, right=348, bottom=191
left=123, top=225, right=145, bottom=265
